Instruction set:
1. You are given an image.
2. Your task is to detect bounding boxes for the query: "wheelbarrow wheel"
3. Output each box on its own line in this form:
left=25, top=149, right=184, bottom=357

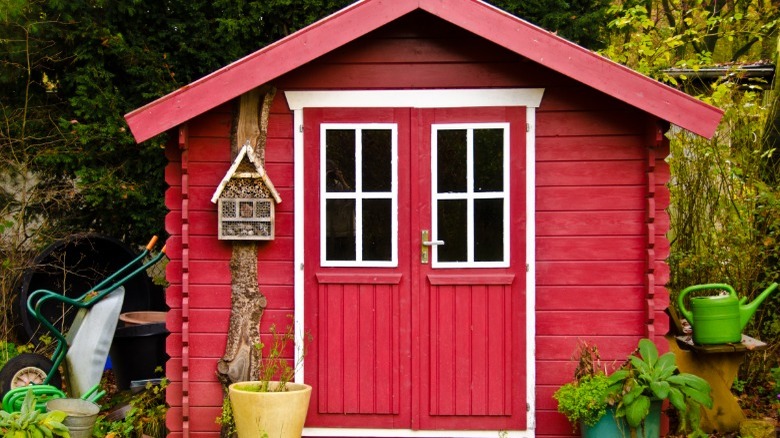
left=0, top=353, right=62, bottom=397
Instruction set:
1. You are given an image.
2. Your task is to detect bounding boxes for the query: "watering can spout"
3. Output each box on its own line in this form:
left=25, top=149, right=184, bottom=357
left=739, top=282, right=778, bottom=331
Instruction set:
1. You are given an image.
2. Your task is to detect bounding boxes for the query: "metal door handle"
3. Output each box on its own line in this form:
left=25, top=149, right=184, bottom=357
left=421, top=230, right=443, bottom=264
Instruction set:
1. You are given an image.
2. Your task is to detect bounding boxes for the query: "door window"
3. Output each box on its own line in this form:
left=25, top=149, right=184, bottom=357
left=431, top=124, right=510, bottom=267
left=321, top=124, right=398, bottom=267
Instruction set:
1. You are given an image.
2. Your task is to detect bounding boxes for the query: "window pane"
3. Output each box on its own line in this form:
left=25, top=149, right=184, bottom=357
left=437, top=130, right=467, bottom=193
left=362, top=199, right=392, bottom=261
left=362, top=130, right=392, bottom=192
left=474, top=199, right=504, bottom=262
left=437, top=200, right=467, bottom=262
left=474, top=129, right=504, bottom=192
left=326, top=130, right=355, bottom=192
left=326, top=199, right=355, bottom=260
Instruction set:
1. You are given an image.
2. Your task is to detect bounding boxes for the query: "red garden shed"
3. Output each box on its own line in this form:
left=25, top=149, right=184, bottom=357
left=125, top=0, right=723, bottom=436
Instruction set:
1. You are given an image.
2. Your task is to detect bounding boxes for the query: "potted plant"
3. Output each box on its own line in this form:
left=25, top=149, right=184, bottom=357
left=554, top=339, right=714, bottom=438
left=553, top=342, right=620, bottom=437
left=226, top=322, right=312, bottom=438
left=606, top=338, right=713, bottom=437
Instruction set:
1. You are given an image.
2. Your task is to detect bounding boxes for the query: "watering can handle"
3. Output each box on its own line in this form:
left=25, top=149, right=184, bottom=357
left=677, top=283, right=737, bottom=325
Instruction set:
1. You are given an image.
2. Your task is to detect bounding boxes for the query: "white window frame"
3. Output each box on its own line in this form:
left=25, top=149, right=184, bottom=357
left=320, top=123, right=399, bottom=267
left=431, top=123, right=510, bottom=268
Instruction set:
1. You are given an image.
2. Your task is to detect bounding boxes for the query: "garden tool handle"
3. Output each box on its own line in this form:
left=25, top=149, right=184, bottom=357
left=79, top=383, right=105, bottom=403
left=677, top=283, right=737, bottom=324
left=146, top=235, right=159, bottom=251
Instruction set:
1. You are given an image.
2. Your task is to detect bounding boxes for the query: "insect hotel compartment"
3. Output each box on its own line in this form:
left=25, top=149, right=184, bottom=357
left=218, top=198, right=275, bottom=240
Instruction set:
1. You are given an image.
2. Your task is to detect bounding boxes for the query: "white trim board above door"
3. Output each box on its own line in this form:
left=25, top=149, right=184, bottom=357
left=288, top=88, right=543, bottom=438
left=286, top=89, right=544, bottom=110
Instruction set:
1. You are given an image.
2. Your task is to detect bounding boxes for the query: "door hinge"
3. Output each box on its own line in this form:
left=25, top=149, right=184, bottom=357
left=299, top=124, right=304, bottom=133
left=526, top=123, right=531, bottom=132
left=526, top=263, right=530, bottom=272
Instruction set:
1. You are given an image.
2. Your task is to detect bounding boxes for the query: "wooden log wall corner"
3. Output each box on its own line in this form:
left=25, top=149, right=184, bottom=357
left=216, top=86, right=277, bottom=392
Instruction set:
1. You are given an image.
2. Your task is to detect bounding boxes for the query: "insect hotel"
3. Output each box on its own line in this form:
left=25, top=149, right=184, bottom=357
left=211, top=142, right=281, bottom=241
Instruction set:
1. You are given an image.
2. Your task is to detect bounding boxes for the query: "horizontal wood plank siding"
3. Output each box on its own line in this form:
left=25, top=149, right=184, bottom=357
left=534, top=106, right=654, bottom=387
left=535, top=95, right=658, bottom=436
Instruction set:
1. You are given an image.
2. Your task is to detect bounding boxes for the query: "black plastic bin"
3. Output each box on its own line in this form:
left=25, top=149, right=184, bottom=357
left=109, top=322, right=168, bottom=390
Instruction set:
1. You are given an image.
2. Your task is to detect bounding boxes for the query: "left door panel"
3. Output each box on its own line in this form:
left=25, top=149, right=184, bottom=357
left=303, top=108, right=413, bottom=429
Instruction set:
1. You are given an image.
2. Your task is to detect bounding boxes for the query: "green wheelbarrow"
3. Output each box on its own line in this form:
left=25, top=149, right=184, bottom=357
left=0, top=236, right=167, bottom=410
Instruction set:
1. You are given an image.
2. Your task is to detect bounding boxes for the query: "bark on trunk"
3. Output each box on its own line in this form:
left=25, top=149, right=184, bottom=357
left=217, top=242, right=266, bottom=384
left=217, top=86, right=276, bottom=437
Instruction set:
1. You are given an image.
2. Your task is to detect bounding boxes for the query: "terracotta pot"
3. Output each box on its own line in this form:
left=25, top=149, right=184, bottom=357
left=119, top=311, right=167, bottom=326
left=228, top=381, right=312, bottom=438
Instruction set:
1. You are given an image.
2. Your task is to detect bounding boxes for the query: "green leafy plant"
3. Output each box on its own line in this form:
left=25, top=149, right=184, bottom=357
left=554, top=373, right=612, bottom=427
left=607, top=339, right=713, bottom=435
left=553, top=341, right=615, bottom=429
left=0, top=389, right=70, bottom=437
left=215, top=393, right=236, bottom=437
left=91, top=377, right=168, bottom=438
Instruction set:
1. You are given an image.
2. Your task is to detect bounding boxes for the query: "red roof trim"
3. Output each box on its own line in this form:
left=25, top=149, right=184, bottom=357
left=125, top=0, right=723, bottom=142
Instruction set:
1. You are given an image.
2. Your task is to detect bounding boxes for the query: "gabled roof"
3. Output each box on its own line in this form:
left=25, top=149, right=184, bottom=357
left=211, top=142, right=282, bottom=204
left=125, top=0, right=723, bottom=142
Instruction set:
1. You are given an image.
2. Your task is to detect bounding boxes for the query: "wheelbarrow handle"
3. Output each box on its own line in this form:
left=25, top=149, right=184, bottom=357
left=146, top=235, right=159, bottom=251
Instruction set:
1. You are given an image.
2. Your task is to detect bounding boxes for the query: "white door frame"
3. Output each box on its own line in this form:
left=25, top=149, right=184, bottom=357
left=286, top=89, right=543, bottom=438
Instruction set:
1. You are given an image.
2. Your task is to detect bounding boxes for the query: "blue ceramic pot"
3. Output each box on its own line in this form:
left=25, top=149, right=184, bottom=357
left=582, top=402, right=661, bottom=438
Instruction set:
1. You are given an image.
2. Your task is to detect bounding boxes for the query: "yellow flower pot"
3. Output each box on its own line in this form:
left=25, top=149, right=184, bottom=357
left=228, top=381, right=312, bottom=438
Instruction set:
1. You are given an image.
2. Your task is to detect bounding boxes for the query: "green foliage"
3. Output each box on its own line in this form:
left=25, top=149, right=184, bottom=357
left=602, top=0, right=778, bottom=83
left=215, top=394, right=236, bottom=437
left=1, top=0, right=358, bottom=255
left=607, top=339, right=712, bottom=434
left=602, top=0, right=780, bottom=415
left=488, top=0, right=616, bottom=50
left=0, top=341, right=33, bottom=371
left=0, top=389, right=70, bottom=438
left=554, top=374, right=612, bottom=427
left=667, top=79, right=780, bottom=389
left=91, top=378, right=168, bottom=438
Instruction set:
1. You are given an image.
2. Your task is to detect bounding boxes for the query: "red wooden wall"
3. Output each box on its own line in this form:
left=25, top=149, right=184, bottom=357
left=162, top=11, right=671, bottom=437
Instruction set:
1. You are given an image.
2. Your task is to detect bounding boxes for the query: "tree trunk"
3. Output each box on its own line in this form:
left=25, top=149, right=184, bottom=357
left=217, top=86, right=276, bottom=437
left=217, top=242, right=266, bottom=384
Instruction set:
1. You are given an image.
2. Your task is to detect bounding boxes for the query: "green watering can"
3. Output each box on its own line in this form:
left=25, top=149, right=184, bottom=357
left=677, top=282, right=778, bottom=345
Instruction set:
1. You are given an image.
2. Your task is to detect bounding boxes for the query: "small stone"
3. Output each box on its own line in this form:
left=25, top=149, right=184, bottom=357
left=739, top=419, right=776, bottom=438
